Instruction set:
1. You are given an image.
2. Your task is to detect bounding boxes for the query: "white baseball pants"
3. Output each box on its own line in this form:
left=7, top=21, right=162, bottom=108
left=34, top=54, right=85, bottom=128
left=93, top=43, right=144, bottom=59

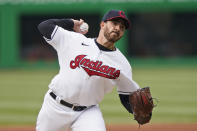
left=36, top=90, right=106, bottom=131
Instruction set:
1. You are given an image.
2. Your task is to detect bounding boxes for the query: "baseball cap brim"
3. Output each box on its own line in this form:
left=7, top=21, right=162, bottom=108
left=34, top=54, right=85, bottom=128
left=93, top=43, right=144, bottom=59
left=105, top=16, right=130, bottom=29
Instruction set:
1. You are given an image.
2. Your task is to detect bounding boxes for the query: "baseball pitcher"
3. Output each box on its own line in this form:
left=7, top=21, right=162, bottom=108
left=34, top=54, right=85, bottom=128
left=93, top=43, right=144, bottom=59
left=36, top=9, right=154, bottom=131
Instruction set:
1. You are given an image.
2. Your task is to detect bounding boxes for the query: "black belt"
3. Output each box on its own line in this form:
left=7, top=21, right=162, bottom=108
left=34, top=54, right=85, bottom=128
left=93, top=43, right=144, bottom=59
left=49, top=92, right=87, bottom=111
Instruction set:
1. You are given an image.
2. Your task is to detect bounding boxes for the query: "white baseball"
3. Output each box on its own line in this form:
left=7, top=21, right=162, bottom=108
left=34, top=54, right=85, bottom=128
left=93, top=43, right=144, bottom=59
left=80, top=22, right=89, bottom=32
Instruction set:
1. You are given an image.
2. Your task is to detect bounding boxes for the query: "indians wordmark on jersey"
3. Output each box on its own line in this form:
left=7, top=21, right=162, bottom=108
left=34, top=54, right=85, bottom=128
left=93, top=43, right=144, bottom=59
left=70, top=55, right=120, bottom=79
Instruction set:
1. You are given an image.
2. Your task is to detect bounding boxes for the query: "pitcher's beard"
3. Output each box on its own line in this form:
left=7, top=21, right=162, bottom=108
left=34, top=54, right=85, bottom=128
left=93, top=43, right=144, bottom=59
left=104, top=31, right=121, bottom=43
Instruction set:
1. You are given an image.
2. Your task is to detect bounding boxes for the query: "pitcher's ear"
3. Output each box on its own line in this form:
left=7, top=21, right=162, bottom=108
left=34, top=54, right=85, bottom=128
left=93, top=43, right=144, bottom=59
left=100, top=21, right=105, bottom=28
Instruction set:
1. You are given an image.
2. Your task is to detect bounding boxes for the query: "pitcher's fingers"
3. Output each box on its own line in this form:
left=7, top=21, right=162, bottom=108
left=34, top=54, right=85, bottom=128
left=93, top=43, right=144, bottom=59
left=80, top=30, right=88, bottom=35
left=79, top=19, right=84, bottom=25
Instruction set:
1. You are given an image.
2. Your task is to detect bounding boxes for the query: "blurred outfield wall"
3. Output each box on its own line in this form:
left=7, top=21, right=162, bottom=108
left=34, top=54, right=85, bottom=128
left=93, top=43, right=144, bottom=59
left=0, top=0, right=197, bottom=67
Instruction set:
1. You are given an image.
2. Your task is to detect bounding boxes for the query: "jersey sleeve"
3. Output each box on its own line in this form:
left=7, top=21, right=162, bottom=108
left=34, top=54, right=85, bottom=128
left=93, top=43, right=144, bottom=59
left=116, top=66, right=140, bottom=95
left=44, top=26, right=77, bottom=51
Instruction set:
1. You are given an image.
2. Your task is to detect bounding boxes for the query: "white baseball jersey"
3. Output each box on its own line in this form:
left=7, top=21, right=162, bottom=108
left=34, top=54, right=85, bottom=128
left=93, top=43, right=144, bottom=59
left=44, top=25, right=139, bottom=106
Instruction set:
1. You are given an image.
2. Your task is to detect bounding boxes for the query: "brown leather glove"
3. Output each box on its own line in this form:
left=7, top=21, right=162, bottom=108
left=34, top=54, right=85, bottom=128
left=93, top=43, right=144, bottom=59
left=129, top=87, right=154, bottom=125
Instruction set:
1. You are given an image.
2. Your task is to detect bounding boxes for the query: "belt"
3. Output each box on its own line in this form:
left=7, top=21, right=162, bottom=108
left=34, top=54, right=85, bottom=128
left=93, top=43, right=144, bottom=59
left=49, top=92, right=87, bottom=111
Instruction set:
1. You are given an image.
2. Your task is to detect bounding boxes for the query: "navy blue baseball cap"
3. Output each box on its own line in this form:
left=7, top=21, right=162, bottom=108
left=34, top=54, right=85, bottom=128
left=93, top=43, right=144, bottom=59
left=102, top=9, right=130, bottom=29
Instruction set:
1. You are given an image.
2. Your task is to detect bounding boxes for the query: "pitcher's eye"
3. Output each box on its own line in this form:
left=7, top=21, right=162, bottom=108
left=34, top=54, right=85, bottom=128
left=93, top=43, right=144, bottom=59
left=112, top=21, right=118, bottom=25
left=120, top=25, right=125, bottom=30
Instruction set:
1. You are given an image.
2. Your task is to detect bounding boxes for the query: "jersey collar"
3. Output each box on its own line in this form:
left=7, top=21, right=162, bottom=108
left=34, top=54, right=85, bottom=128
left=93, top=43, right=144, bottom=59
left=94, top=38, right=116, bottom=52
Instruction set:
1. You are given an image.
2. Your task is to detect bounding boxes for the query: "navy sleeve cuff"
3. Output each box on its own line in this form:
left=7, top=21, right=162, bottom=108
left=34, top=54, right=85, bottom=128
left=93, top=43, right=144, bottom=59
left=38, top=19, right=74, bottom=39
left=119, top=94, right=133, bottom=114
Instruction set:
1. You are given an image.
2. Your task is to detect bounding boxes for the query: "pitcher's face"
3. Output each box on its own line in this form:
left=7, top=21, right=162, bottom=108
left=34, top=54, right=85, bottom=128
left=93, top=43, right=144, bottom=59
left=102, top=19, right=126, bottom=43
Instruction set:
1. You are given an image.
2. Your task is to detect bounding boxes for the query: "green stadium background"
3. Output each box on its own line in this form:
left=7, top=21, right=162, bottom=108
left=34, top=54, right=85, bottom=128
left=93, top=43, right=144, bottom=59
left=0, top=0, right=197, bottom=130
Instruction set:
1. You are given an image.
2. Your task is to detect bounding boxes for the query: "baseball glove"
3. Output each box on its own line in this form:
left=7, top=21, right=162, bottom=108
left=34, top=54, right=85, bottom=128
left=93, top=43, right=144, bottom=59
left=129, top=87, right=154, bottom=125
